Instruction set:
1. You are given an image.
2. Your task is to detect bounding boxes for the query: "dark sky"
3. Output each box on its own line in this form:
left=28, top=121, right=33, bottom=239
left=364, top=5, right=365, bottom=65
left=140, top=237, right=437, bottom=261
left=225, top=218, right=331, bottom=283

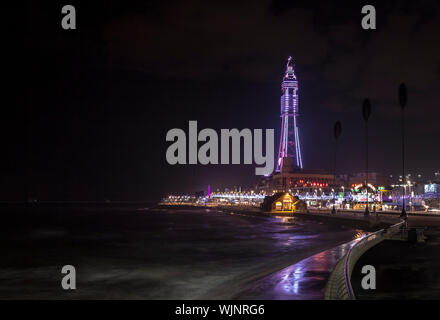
left=6, top=0, right=440, bottom=201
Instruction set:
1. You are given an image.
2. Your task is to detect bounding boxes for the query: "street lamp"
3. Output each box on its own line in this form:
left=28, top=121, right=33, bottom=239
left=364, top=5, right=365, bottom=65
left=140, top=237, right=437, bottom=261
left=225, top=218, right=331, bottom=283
left=362, top=99, right=371, bottom=216
left=399, top=83, right=408, bottom=220
left=332, top=121, right=342, bottom=214
left=341, top=186, right=345, bottom=209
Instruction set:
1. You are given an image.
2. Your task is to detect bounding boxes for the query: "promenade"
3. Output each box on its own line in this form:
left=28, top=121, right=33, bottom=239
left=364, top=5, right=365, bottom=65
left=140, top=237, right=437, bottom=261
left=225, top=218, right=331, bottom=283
left=298, top=209, right=440, bottom=227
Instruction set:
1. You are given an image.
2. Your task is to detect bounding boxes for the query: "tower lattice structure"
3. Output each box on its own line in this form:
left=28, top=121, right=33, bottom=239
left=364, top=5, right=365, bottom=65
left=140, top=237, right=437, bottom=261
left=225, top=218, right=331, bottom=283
left=276, top=56, right=303, bottom=172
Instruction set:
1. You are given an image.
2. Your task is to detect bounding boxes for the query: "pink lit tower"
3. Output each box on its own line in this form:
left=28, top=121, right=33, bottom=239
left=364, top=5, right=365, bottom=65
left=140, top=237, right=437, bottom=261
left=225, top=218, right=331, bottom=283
left=275, top=56, right=303, bottom=173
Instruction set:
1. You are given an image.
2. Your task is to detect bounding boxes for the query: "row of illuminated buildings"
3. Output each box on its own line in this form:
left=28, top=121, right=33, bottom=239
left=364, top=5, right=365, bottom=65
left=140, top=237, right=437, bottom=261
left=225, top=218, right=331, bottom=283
left=162, top=170, right=440, bottom=212
left=254, top=169, right=440, bottom=212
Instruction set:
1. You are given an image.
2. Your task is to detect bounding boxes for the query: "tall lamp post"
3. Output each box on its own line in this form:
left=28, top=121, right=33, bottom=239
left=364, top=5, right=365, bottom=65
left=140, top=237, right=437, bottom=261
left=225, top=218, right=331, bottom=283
left=332, top=121, right=342, bottom=214
left=362, top=99, right=371, bottom=216
left=399, top=83, right=408, bottom=219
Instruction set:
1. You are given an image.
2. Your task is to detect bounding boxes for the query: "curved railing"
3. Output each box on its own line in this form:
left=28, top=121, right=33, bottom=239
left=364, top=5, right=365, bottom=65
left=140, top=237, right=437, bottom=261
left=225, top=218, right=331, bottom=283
left=325, top=221, right=405, bottom=300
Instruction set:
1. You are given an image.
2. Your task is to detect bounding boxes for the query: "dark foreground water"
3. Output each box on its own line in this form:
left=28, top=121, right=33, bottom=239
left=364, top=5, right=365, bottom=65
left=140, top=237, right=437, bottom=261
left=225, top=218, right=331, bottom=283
left=0, top=205, right=365, bottom=299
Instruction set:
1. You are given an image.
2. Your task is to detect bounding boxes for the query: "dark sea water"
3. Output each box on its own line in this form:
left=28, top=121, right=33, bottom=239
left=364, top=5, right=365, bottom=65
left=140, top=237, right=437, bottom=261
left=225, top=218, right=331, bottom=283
left=0, top=205, right=364, bottom=299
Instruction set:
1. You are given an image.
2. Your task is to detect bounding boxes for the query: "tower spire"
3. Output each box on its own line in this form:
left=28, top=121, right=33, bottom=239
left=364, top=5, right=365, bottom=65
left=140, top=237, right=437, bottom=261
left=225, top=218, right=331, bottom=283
left=284, top=56, right=296, bottom=80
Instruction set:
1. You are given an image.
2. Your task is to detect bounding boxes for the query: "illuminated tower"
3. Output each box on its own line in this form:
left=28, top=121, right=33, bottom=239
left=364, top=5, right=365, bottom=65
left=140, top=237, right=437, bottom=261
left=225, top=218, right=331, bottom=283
left=276, top=56, right=303, bottom=172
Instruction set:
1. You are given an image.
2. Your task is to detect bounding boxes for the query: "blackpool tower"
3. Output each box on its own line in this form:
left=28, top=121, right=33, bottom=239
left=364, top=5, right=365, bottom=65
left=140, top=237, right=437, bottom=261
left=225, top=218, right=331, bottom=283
left=275, top=56, right=303, bottom=172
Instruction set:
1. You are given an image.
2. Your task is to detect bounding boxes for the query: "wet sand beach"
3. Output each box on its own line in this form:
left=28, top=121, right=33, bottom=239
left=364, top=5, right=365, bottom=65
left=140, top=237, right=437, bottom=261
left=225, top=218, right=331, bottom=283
left=0, top=205, right=365, bottom=299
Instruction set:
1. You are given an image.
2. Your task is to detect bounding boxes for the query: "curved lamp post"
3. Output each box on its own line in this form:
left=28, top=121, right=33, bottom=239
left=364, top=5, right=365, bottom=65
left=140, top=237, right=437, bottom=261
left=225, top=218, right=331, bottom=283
left=332, top=121, right=342, bottom=214
left=399, top=83, right=408, bottom=220
left=362, top=99, right=371, bottom=216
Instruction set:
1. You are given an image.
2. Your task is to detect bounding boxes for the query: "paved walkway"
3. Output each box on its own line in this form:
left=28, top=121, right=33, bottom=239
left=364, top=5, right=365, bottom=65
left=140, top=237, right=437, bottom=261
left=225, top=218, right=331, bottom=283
left=301, top=210, right=440, bottom=227
left=234, top=240, right=358, bottom=299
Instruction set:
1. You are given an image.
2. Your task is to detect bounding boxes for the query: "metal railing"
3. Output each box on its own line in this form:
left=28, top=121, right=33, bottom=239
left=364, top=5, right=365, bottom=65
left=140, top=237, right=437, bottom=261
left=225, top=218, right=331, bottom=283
left=325, top=220, right=405, bottom=300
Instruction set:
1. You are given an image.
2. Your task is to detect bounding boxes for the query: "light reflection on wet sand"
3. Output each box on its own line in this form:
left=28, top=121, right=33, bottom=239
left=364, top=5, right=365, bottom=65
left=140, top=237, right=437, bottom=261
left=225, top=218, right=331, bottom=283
left=234, top=234, right=365, bottom=299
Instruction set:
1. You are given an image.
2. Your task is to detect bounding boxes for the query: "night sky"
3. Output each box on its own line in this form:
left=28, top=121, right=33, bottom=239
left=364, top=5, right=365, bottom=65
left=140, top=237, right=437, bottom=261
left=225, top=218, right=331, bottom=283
left=7, top=1, right=440, bottom=201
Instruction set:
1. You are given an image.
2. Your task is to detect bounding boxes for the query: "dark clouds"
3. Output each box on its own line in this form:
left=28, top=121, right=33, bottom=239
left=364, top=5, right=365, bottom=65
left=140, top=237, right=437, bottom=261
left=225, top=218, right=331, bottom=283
left=11, top=1, right=440, bottom=200
left=101, top=1, right=440, bottom=110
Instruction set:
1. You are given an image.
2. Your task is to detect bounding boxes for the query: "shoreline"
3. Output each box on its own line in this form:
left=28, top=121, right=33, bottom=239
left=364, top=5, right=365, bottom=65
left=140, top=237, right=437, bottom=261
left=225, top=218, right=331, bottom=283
left=158, top=204, right=399, bottom=231
left=158, top=204, right=440, bottom=228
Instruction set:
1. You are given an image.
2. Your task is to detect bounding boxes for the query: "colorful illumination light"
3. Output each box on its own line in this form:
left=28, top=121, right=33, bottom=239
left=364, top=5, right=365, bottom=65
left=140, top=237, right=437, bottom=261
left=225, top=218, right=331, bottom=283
left=276, top=57, right=303, bottom=172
